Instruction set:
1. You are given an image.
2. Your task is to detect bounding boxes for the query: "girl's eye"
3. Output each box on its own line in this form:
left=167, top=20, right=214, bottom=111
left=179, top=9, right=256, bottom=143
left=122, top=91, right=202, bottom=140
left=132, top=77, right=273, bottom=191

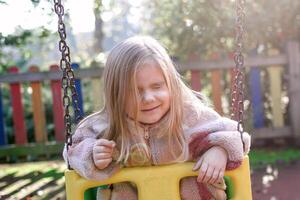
left=138, top=89, right=144, bottom=96
left=152, top=83, right=163, bottom=89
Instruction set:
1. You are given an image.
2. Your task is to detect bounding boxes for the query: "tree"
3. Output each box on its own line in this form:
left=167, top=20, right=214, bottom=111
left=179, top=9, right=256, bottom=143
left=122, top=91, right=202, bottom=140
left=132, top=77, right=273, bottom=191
left=144, top=0, right=300, bottom=60
left=94, top=0, right=104, bottom=54
left=0, top=0, right=53, bottom=72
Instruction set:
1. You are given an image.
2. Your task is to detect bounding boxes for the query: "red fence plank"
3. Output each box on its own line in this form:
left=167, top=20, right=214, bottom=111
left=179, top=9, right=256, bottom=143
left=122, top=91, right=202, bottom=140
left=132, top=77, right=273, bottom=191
left=211, top=69, right=223, bottom=115
left=191, top=70, right=201, bottom=91
left=50, top=65, right=64, bottom=142
left=8, top=67, right=27, bottom=144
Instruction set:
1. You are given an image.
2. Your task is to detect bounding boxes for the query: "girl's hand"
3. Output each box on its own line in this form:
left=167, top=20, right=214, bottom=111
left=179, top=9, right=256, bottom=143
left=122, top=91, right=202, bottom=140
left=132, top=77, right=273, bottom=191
left=93, top=139, right=116, bottom=170
left=193, top=146, right=228, bottom=184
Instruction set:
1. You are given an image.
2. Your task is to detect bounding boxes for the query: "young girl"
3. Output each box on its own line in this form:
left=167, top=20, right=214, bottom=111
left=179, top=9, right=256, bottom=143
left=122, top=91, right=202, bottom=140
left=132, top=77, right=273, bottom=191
left=63, top=36, right=251, bottom=200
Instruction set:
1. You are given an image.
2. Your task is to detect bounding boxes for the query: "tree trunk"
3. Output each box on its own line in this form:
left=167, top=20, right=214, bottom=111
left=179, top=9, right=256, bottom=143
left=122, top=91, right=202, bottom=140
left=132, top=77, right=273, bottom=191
left=94, top=0, right=103, bottom=54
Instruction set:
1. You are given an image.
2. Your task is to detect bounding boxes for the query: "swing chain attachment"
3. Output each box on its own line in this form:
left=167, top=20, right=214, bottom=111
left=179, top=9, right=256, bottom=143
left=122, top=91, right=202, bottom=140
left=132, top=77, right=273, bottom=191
left=53, top=0, right=83, bottom=169
left=232, top=0, right=246, bottom=152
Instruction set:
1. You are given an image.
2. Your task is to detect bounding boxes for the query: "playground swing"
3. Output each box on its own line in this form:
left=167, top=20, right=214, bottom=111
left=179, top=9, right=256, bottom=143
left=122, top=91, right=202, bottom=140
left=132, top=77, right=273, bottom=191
left=53, top=0, right=252, bottom=199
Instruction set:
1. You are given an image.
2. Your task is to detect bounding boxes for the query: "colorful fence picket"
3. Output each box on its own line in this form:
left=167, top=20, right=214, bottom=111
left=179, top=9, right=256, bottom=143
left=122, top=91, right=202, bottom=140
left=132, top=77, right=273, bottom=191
left=249, top=67, right=264, bottom=128
left=0, top=86, right=5, bottom=145
left=71, top=63, right=84, bottom=119
left=9, top=67, right=27, bottom=145
left=29, top=66, right=47, bottom=143
left=50, top=65, right=65, bottom=142
left=0, top=41, right=299, bottom=160
left=189, top=61, right=287, bottom=133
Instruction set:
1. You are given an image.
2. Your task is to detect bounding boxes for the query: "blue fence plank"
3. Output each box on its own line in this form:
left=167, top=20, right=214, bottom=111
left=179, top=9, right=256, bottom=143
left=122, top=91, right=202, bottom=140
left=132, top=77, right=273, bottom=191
left=250, top=67, right=264, bottom=128
left=71, top=63, right=84, bottom=121
left=0, top=84, right=6, bottom=145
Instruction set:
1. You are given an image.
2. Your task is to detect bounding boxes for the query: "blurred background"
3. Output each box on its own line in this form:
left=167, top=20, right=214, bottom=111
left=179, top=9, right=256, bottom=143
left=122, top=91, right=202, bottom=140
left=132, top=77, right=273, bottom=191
left=0, top=0, right=300, bottom=199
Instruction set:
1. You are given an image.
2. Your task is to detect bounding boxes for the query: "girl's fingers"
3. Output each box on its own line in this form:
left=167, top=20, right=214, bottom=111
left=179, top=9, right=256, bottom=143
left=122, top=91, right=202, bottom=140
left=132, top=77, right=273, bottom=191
left=217, top=168, right=225, bottom=183
left=209, top=168, right=220, bottom=184
left=193, top=157, right=203, bottom=171
left=94, top=152, right=112, bottom=160
left=94, top=158, right=112, bottom=169
left=197, top=162, right=208, bottom=182
left=94, top=145, right=113, bottom=153
left=96, top=139, right=116, bottom=148
left=202, top=165, right=214, bottom=183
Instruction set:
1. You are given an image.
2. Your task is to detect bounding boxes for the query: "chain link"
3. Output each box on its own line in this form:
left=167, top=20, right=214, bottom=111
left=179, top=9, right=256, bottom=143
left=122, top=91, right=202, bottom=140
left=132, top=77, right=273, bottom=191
left=231, top=0, right=246, bottom=152
left=53, top=0, right=83, bottom=169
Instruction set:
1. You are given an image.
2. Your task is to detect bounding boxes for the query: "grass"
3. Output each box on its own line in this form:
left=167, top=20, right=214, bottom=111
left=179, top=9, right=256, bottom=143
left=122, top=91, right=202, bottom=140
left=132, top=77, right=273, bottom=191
left=249, top=148, right=300, bottom=169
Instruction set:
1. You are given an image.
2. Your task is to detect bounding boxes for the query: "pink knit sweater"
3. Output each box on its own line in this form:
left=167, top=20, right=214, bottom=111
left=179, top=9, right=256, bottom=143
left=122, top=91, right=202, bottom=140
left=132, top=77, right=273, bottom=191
left=63, top=102, right=251, bottom=200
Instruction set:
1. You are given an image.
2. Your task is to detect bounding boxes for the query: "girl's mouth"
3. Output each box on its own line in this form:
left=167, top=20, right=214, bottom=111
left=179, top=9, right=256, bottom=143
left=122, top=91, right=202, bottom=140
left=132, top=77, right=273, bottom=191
left=141, top=105, right=160, bottom=112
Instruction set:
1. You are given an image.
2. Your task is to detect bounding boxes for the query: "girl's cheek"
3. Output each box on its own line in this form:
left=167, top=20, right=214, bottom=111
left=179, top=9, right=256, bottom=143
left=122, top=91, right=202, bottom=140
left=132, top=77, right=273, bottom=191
left=125, top=98, right=136, bottom=117
left=153, top=90, right=171, bottom=101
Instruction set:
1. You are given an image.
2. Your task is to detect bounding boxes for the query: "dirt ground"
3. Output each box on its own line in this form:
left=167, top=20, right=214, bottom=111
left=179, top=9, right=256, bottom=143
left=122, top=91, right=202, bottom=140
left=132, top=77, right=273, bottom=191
left=251, top=161, right=300, bottom=200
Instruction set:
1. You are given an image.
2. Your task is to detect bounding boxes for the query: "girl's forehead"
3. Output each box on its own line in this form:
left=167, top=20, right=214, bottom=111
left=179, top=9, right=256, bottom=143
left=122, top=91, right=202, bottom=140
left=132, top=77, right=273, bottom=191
left=136, top=62, right=165, bottom=79
left=136, top=57, right=166, bottom=73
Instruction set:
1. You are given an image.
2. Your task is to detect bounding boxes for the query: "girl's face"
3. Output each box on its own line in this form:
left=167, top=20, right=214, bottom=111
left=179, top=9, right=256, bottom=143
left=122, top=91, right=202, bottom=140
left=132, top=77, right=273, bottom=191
left=126, top=61, right=171, bottom=124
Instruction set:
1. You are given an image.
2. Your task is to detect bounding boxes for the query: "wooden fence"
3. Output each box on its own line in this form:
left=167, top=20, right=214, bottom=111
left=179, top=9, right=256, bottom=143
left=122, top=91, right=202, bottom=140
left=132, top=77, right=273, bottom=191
left=0, top=41, right=299, bottom=161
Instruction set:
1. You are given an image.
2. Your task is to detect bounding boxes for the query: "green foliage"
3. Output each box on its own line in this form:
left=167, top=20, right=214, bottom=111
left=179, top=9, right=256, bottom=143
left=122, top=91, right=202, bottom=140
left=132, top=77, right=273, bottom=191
left=0, top=0, right=53, bottom=73
left=145, top=0, right=300, bottom=60
left=144, top=0, right=236, bottom=60
left=0, top=31, right=32, bottom=46
left=0, top=27, right=51, bottom=73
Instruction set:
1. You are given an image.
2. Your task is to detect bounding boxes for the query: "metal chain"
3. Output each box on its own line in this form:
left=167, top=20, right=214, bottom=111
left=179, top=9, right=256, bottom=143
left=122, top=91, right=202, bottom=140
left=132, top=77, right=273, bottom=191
left=231, top=0, right=246, bottom=152
left=53, top=0, right=83, bottom=169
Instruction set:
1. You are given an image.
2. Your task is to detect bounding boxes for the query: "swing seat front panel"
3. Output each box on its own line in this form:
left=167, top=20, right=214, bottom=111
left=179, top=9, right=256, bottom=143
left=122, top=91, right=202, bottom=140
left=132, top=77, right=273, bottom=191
left=65, top=156, right=252, bottom=200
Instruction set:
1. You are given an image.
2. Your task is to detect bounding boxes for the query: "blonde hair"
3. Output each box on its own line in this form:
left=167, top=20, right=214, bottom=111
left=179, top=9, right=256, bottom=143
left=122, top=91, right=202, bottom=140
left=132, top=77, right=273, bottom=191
left=81, top=36, right=204, bottom=163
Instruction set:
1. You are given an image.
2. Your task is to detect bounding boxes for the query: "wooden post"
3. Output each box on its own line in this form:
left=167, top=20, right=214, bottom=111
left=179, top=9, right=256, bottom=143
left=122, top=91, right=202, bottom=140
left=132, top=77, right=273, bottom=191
left=191, top=70, right=201, bottom=91
left=286, top=41, right=300, bottom=138
left=29, top=66, right=47, bottom=143
left=210, top=53, right=223, bottom=115
left=188, top=53, right=202, bottom=92
left=8, top=67, right=27, bottom=144
left=71, top=63, right=84, bottom=120
left=0, top=84, right=6, bottom=145
left=249, top=67, right=264, bottom=128
left=211, top=69, right=223, bottom=115
left=50, top=65, right=65, bottom=142
left=91, top=78, right=103, bottom=112
left=267, top=49, right=284, bottom=128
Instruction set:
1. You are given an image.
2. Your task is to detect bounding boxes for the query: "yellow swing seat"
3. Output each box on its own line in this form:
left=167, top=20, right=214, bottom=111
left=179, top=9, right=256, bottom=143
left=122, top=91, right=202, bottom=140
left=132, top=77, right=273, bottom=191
left=65, top=156, right=252, bottom=200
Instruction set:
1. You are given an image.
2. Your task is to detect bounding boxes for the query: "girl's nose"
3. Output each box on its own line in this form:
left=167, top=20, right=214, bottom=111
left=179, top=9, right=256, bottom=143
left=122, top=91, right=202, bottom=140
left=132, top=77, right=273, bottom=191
left=142, top=91, right=155, bottom=103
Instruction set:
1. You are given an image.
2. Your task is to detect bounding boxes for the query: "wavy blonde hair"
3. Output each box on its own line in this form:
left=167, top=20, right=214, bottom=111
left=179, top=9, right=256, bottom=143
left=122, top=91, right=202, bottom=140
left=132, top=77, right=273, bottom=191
left=81, top=36, right=204, bottom=163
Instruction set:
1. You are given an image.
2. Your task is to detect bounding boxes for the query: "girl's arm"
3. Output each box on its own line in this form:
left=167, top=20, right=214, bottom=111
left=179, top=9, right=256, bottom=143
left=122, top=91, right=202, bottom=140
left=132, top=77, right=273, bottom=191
left=62, top=115, right=121, bottom=181
left=185, top=105, right=251, bottom=170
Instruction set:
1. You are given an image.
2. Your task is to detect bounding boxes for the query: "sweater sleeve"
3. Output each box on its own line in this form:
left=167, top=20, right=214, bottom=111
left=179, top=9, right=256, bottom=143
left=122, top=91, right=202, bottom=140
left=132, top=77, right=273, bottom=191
left=184, top=104, right=251, bottom=170
left=62, top=114, right=121, bottom=181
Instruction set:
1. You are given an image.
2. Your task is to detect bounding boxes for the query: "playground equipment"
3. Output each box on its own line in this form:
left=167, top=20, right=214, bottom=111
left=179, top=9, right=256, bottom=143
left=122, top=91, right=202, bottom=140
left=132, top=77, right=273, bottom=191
left=53, top=0, right=252, bottom=199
